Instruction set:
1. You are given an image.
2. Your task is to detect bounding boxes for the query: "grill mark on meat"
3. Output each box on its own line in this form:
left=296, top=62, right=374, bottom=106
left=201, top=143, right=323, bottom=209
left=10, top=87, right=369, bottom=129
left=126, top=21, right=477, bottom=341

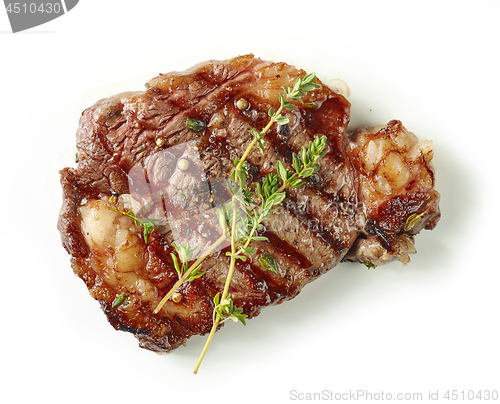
left=261, top=231, right=313, bottom=270
left=263, top=203, right=338, bottom=272
left=229, top=261, right=282, bottom=316
left=264, top=128, right=294, bottom=164
left=175, top=315, right=195, bottom=333
left=281, top=195, right=347, bottom=256
left=366, top=218, right=392, bottom=251
left=143, top=63, right=263, bottom=143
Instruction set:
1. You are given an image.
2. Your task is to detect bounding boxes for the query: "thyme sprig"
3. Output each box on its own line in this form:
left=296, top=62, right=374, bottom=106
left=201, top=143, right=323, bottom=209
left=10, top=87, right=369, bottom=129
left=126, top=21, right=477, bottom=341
left=106, top=205, right=160, bottom=244
left=193, top=73, right=322, bottom=374
left=150, top=73, right=325, bottom=373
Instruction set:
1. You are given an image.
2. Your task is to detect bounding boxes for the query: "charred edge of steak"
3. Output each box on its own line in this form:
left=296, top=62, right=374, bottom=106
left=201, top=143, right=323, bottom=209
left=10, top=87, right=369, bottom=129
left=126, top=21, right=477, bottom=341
left=102, top=301, right=152, bottom=336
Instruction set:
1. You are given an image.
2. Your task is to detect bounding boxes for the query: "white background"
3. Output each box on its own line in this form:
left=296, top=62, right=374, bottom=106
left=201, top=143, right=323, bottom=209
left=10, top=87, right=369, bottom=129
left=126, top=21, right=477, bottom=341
left=1, top=1, right=499, bottom=403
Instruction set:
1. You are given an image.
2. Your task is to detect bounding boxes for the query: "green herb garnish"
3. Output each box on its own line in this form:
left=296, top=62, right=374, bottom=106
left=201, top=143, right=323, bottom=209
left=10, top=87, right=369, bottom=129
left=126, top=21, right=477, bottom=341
left=170, top=243, right=205, bottom=282
left=259, top=253, right=279, bottom=274
left=193, top=73, right=322, bottom=374
left=112, top=293, right=129, bottom=308
left=153, top=73, right=326, bottom=374
left=186, top=118, right=206, bottom=132
left=404, top=210, right=428, bottom=231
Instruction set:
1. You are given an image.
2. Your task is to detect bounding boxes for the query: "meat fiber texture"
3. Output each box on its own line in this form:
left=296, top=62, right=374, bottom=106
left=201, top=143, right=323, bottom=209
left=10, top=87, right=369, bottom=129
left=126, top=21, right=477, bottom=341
left=58, top=55, right=440, bottom=352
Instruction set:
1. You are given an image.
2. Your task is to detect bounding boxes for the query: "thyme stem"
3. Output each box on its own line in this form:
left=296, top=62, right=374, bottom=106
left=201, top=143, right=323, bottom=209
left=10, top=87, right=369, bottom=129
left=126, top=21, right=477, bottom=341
left=194, top=77, right=321, bottom=372
left=222, top=197, right=239, bottom=301
left=193, top=313, right=218, bottom=374
left=234, top=103, right=284, bottom=173
left=194, top=196, right=239, bottom=374
left=239, top=209, right=265, bottom=252
left=155, top=73, right=322, bottom=373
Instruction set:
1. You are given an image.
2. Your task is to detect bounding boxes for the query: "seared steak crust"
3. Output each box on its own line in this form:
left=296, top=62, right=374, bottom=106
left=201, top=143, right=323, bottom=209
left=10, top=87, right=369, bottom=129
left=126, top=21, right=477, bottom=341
left=58, top=55, right=440, bottom=352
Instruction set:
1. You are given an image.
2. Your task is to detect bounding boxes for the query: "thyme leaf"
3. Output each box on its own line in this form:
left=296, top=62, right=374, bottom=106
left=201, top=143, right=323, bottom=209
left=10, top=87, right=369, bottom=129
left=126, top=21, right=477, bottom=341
left=112, top=293, right=129, bottom=308
left=363, top=262, right=377, bottom=269
left=259, top=253, right=279, bottom=274
left=186, top=118, right=206, bottom=132
left=106, top=205, right=160, bottom=244
left=404, top=211, right=428, bottom=231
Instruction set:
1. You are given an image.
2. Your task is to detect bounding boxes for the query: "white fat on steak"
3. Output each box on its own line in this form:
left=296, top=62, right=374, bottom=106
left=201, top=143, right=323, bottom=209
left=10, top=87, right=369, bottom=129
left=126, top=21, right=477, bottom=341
left=79, top=196, right=157, bottom=302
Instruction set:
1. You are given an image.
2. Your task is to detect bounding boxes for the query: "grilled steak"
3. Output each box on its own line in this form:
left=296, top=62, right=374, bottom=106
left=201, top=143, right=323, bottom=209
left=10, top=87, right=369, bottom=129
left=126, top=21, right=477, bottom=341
left=58, top=54, right=440, bottom=353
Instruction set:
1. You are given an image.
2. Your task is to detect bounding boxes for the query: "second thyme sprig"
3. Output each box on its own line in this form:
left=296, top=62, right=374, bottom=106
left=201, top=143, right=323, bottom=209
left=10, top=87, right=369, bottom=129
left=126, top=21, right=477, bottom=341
left=171, top=243, right=205, bottom=282
left=277, top=135, right=328, bottom=190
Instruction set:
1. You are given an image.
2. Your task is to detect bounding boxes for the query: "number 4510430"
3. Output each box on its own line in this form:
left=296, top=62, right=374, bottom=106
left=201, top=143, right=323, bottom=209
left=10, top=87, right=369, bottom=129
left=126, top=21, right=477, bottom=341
left=6, top=2, right=62, bottom=14
left=444, top=390, right=498, bottom=401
